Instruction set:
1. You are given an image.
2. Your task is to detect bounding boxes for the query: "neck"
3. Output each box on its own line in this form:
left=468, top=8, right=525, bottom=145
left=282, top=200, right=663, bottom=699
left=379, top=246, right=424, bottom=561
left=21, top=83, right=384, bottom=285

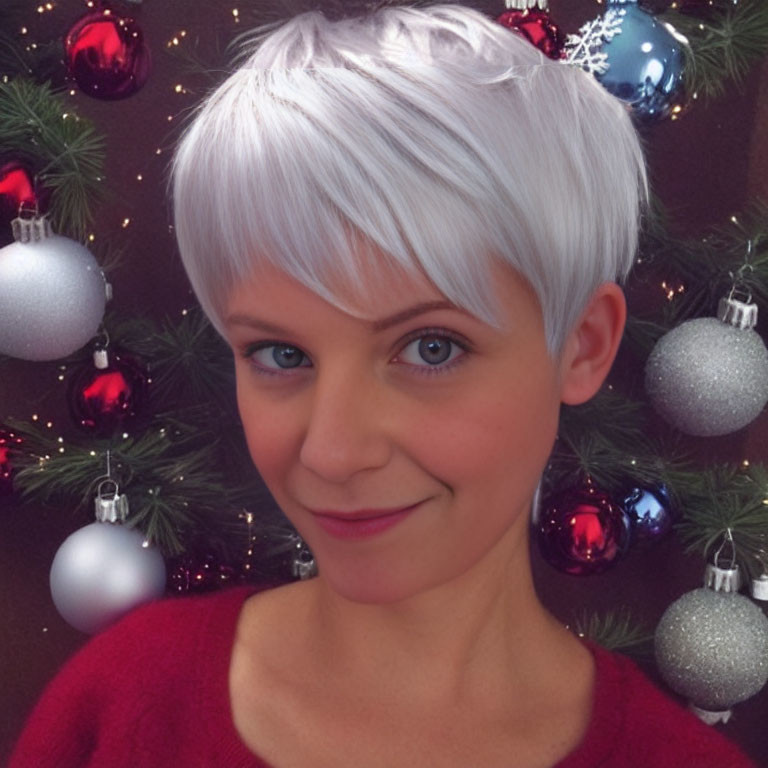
left=295, top=521, right=577, bottom=710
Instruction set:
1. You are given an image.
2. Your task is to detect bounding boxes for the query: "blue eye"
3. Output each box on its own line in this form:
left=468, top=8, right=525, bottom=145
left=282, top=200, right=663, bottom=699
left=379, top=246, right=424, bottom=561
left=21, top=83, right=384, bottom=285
left=396, top=331, right=468, bottom=373
left=246, top=343, right=310, bottom=373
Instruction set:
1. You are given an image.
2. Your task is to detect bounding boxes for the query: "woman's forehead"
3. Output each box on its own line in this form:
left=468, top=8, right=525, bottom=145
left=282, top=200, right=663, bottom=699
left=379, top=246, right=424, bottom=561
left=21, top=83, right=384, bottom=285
left=237, top=249, right=448, bottom=317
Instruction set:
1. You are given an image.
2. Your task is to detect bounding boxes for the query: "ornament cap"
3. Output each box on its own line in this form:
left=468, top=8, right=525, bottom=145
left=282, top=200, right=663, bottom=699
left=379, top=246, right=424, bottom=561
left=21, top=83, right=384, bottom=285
left=94, top=479, right=129, bottom=523
left=504, top=0, right=548, bottom=9
left=688, top=703, right=732, bottom=725
left=11, top=215, right=52, bottom=244
left=704, top=563, right=741, bottom=594
left=717, top=296, right=758, bottom=330
left=93, top=348, right=109, bottom=369
left=751, top=574, right=768, bottom=601
left=291, top=536, right=318, bottom=580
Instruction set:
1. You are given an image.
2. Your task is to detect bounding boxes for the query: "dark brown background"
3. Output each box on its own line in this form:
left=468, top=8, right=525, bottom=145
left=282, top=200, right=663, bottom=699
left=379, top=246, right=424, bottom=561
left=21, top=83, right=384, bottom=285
left=1, top=0, right=767, bottom=764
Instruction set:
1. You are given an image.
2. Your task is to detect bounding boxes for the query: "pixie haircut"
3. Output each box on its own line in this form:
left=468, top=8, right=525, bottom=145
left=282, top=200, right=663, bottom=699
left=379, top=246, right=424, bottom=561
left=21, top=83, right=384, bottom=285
left=171, top=3, right=647, bottom=355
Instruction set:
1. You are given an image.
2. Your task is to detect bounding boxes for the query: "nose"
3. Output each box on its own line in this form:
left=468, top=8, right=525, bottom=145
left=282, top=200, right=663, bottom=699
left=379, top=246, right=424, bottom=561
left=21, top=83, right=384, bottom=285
left=299, top=366, right=392, bottom=484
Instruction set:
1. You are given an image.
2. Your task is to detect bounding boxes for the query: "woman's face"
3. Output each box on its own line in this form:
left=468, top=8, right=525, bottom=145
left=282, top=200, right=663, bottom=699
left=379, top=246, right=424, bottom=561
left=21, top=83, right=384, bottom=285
left=224, top=257, right=565, bottom=603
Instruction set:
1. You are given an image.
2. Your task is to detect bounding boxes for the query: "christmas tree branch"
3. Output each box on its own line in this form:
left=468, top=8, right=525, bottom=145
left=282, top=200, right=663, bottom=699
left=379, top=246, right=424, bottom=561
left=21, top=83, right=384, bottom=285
left=570, top=609, right=654, bottom=659
left=0, top=79, right=105, bottom=239
left=661, top=0, right=768, bottom=101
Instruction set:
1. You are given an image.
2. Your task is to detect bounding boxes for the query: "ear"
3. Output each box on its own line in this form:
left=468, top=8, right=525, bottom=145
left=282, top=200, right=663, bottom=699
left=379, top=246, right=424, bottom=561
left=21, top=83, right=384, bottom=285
left=558, top=282, right=626, bottom=406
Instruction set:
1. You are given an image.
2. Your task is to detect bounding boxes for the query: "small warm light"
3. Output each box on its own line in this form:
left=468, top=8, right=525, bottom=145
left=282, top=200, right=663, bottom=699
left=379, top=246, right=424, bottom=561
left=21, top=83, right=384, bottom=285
left=232, top=8, right=240, bottom=18
left=122, top=432, right=130, bottom=439
left=142, top=540, right=150, bottom=548
left=155, top=148, right=162, bottom=155
left=743, top=459, right=750, bottom=467
left=32, top=414, right=39, bottom=421
left=20, top=27, right=28, bottom=34
left=89, top=450, right=97, bottom=456
left=88, top=233, right=95, bottom=242
left=69, top=89, right=76, bottom=96
left=181, top=308, right=188, bottom=316
left=174, top=84, right=183, bottom=93
left=62, top=113, right=69, bottom=119
left=58, top=447, right=65, bottom=453
left=57, top=374, right=65, bottom=381
left=122, top=217, right=131, bottom=228
left=136, top=173, right=143, bottom=181
left=57, top=437, right=64, bottom=443
left=46, top=421, right=53, bottom=428
left=672, top=105, right=682, bottom=114
left=167, top=115, right=173, bottom=122
left=730, top=215, right=739, bottom=224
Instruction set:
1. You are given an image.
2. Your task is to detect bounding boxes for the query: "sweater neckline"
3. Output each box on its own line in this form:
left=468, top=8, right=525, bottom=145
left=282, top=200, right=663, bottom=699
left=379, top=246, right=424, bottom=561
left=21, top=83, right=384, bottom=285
left=200, top=584, right=626, bottom=768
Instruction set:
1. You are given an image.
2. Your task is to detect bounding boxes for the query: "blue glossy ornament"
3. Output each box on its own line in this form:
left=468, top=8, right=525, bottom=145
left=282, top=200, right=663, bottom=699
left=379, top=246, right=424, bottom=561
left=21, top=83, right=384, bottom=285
left=569, top=0, right=688, bottom=121
left=623, top=485, right=672, bottom=542
left=602, top=0, right=687, bottom=120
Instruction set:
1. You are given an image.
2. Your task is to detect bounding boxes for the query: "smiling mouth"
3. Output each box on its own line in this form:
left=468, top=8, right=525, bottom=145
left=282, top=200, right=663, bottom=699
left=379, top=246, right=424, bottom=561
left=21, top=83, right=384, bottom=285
left=311, top=503, right=421, bottom=521
left=310, top=502, right=422, bottom=540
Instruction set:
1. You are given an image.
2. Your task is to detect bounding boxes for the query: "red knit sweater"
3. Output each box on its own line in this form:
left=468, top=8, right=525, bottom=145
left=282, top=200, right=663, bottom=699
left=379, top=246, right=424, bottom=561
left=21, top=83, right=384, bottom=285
left=10, top=585, right=757, bottom=768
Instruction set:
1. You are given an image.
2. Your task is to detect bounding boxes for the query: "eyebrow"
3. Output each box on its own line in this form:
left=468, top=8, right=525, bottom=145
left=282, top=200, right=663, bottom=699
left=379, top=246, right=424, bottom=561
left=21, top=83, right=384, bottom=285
left=225, top=300, right=459, bottom=335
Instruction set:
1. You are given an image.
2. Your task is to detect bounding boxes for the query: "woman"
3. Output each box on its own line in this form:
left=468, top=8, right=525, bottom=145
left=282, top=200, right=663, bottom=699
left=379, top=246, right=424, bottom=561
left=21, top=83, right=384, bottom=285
left=11, top=4, right=757, bottom=766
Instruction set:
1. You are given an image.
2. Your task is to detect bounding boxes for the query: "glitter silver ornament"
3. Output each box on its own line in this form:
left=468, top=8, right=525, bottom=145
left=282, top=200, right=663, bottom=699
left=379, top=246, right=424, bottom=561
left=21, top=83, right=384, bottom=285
left=644, top=297, right=768, bottom=436
left=50, top=483, right=166, bottom=633
left=655, top=588, right=768, bottom=720
left=0, top=216, right=107, bottom=361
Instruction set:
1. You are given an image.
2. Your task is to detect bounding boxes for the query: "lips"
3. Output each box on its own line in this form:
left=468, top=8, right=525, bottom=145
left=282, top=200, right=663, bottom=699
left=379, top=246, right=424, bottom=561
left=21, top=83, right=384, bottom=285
left=310, top=502, right=421, bottom=540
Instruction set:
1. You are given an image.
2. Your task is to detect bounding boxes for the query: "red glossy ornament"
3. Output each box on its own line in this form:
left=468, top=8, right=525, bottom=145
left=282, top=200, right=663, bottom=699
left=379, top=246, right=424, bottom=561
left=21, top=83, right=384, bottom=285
left=0, top=429, right=24, bottom=495
left=537, top=478, right=631, bottom=575
left=0, top=163, right=36, bottom=231
left=64, top=8, right=151, bottom=100
left=68, top=348, right=148, bottom=435
left=496, top=6, right=566, bottom=61
left=0, top=163, right=36, bottom=212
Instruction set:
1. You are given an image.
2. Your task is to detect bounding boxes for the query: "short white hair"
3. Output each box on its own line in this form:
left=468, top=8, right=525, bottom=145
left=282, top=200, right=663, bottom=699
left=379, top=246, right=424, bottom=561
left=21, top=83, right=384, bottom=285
left=171, top=3, right=647, bottom=355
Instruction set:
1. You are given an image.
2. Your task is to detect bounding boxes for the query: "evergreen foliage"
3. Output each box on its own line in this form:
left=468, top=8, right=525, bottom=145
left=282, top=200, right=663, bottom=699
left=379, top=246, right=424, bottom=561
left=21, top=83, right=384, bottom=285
left=661, top=0, right=768, bottom=101
left=571, top=609, right=654, bottom=659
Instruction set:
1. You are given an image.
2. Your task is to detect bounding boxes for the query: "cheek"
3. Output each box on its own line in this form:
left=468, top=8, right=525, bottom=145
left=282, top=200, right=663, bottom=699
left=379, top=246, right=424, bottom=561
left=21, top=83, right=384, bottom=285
left=416, top=373, right=560, bottom=498
left=236, top=372, right=300, bottom=494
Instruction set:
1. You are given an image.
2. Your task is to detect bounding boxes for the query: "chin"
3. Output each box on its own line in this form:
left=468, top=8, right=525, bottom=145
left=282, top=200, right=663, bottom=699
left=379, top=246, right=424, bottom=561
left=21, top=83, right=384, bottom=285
left=313, top=555, right=462, bottom=606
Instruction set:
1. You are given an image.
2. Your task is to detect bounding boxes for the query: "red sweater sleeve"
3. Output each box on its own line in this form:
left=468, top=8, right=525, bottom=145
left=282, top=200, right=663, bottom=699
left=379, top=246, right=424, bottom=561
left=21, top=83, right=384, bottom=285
left=558, top=643, right=759, bottom=768
left=9, top=586, right=264, bottom=768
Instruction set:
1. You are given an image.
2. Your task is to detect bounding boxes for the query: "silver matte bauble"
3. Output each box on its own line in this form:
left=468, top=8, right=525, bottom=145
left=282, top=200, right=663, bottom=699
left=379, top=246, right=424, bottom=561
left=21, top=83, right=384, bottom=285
left=0, top=218, right=106, bottom=361
left=645, top=318, right=768, bottom=436
left=50, top=521, right=166, bottom=634
left=655, top=588, right=768, bottom=716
